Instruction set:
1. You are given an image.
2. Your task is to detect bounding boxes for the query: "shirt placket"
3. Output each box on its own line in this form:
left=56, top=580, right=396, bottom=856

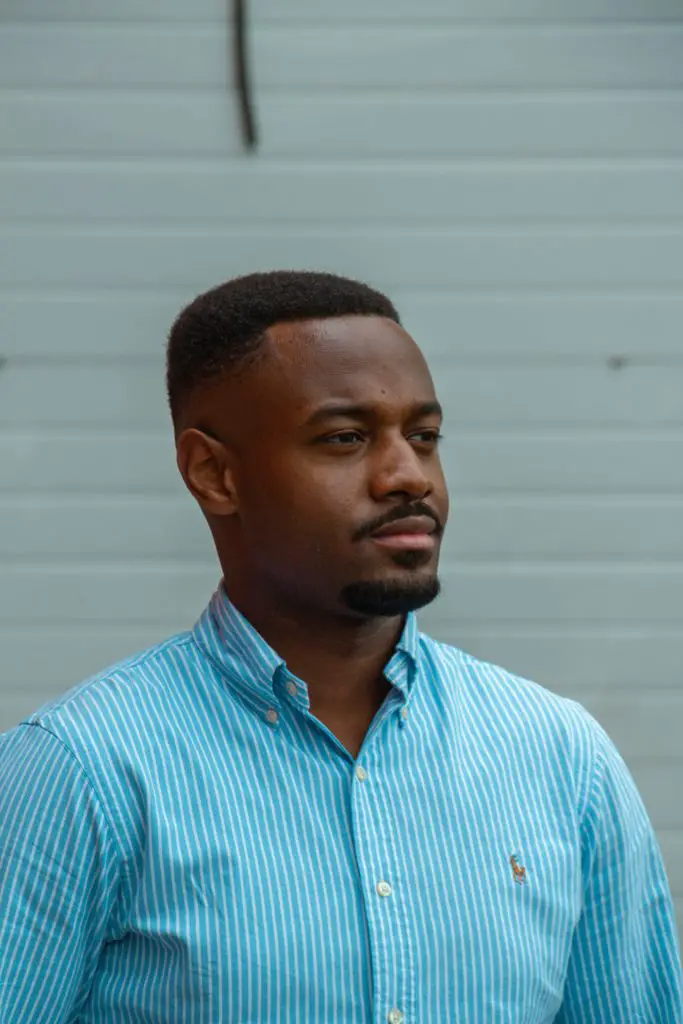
left=350, top=698, right=416, bottom=1024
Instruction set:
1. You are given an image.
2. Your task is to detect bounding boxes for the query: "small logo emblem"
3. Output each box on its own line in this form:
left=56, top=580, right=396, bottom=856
left=510, top=853, right=527, bottom=885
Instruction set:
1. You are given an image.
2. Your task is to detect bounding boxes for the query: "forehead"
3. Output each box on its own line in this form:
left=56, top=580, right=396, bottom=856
left=260, top=315, right=436, bottom=413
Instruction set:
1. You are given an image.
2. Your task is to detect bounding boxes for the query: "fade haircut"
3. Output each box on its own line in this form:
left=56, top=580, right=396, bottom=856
left=166, top=269, right=401, bottom=426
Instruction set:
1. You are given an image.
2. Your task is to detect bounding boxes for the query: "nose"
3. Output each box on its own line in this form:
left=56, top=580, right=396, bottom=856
left=369, top=433, right=434, bottom=503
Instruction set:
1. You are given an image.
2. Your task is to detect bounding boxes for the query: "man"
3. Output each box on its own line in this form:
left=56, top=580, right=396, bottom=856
left=0, top=270, right=681, bottom=1023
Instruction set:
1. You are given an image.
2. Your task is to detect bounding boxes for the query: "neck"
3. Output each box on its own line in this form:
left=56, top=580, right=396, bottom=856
left=222, top=581, right=404, bottom=719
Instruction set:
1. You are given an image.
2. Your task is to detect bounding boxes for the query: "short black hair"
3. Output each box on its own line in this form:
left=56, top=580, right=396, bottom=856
left=166, top=269, right=400, bottom=426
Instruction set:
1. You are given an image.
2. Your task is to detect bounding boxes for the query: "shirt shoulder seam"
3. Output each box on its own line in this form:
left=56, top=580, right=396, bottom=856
left=18, top=720, right=127, bottom=876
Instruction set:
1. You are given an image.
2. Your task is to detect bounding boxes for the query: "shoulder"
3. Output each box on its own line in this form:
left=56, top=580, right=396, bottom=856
left=3, top=631, right=212, bottom=858
left=23, top=630, right=198, bottom=736
left=16, top=630, right=217, bottom=788
left=417, top=630, right=604, bottom=802
left=418, top=629, right=589, bottom=724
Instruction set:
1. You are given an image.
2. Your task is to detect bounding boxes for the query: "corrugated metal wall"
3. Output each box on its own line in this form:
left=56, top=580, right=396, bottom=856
left=1, top=0, right=682, bottom=936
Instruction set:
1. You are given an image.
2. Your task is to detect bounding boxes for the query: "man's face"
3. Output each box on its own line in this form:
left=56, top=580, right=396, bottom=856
left=205, top=315, right=449, bottom=618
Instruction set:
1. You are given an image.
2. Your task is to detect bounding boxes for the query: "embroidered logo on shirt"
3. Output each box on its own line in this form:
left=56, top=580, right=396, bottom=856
left=509, top=853, right=527, bottom=885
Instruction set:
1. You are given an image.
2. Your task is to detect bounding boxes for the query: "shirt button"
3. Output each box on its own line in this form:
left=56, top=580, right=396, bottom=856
left=400, top=706, right=409, bottom=720
left=285, top=681, right=298, bottom=697
left=388, top=1011, right=404, bottom=1024
left=355, top=765, right=368, bottom=782
left=376, top=880, right=392, bottom=898
left=265, top=708, right=279, bottom=724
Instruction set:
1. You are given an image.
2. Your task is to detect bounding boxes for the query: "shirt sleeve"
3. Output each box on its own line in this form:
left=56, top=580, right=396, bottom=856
left=0, top=721, right=122, bottom=1023
left=555, top=713, right=683, bottom=1023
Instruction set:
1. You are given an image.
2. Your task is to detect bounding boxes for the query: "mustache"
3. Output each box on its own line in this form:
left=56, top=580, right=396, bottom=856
left=354, top=502, right=443, bottom=542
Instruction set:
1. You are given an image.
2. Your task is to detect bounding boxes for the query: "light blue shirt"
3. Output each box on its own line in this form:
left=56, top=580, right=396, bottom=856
left=1, top=584, right=681, bottom=1023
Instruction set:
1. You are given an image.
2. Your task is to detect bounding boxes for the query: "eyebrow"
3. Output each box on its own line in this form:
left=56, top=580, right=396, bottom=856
left=304, top=400, right=443, bottom=427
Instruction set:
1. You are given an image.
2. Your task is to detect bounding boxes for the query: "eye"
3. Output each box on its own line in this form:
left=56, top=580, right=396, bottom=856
left=410, top=430, right=444, bottom=445
left=322, top=430, right=365, bottom=445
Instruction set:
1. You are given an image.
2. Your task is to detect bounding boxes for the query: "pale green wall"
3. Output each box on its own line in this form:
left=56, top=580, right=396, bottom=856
left=1, top=0, right=682, bottom=934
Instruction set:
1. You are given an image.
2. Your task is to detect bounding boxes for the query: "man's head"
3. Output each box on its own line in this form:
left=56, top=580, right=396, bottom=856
left=167, top=270, right=449, bottom=621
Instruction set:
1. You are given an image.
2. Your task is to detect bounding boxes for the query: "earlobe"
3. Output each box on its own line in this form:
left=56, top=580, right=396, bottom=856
left=176, top=428, right=239, bottom=516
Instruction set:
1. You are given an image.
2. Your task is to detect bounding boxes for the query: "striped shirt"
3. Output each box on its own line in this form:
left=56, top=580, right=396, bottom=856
left=1, top=584, right=681, bottom=1024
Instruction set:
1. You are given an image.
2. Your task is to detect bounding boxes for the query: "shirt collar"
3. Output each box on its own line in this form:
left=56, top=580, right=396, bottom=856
left=192, top=582, right=421, bottom=716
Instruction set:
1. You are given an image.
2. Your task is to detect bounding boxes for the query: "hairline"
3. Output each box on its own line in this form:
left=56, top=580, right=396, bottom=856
left=172, top=311, right=401, bottom=430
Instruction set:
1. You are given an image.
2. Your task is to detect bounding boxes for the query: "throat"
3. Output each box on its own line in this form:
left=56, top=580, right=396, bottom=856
left=309, top=676, right=393, bottom=759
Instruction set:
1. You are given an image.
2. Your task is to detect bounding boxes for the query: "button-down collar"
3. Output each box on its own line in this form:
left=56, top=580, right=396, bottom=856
left=193, top=582, right=420, bottom=718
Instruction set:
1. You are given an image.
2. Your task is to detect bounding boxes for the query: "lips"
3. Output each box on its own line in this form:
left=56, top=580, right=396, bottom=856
left=369, top=515, right=438, bottom=551
left=371, top=515, right=437, bottom=538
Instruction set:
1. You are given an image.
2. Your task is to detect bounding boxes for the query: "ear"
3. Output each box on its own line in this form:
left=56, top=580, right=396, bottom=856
left=175, top=428, right=238, bottom=516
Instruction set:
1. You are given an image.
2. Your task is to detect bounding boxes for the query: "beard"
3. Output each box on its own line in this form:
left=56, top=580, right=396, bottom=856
left=341, top=561, right=441, bottom=617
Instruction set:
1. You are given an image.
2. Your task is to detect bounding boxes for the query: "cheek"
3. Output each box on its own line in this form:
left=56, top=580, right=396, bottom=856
left=288, top=481, right=357, bottom=541
left=244, top=462, right=356, bottom=541
left=431, top=463, right=450, bottom=514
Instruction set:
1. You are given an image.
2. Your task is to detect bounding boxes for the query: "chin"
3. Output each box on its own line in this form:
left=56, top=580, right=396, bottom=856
left=340, top=573, right=441, bottom=617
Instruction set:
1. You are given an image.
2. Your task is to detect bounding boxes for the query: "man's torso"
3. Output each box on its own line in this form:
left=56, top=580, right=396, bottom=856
left=26, top=603, right=589, bottom=1024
